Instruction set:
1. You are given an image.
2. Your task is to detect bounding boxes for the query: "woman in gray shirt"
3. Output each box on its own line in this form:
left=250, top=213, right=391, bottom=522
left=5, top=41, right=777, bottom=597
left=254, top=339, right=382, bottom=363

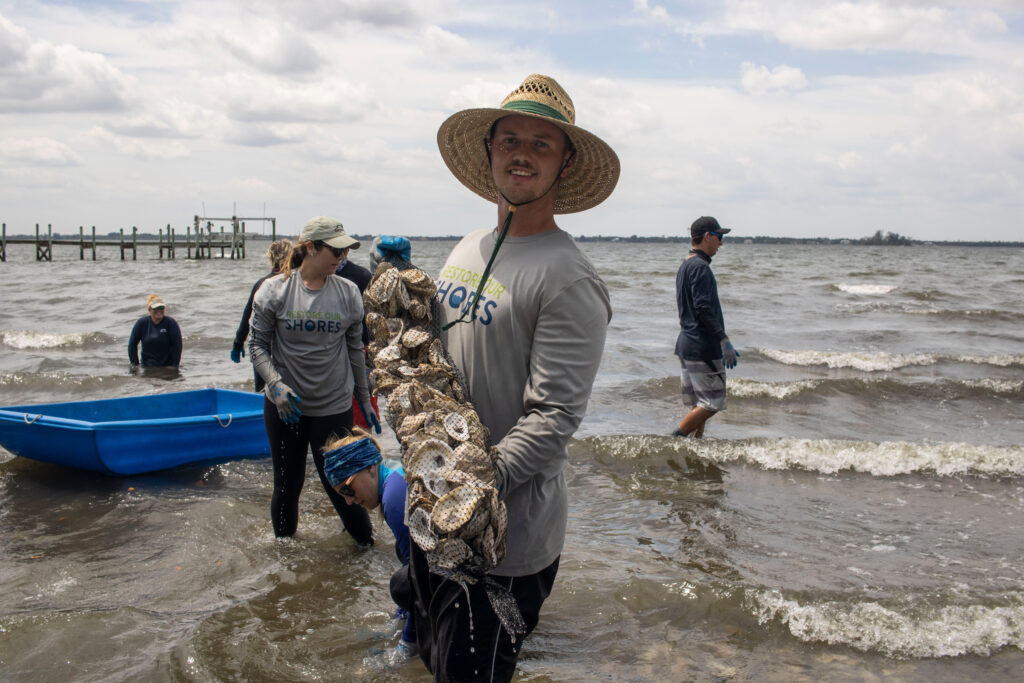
left=249, top=217, right=380, bottom=542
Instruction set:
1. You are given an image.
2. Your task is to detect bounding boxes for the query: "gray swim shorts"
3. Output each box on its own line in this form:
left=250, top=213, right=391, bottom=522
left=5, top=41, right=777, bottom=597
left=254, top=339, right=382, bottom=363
left=679, top=357, right=727, bottom=412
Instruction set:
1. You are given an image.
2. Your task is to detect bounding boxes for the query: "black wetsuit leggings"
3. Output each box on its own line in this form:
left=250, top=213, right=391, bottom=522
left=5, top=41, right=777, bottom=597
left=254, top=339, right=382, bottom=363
left=263, top=398, right=373, bottom=543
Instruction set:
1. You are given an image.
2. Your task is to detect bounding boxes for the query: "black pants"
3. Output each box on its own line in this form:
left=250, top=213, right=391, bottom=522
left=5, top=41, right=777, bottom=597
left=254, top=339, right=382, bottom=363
left=409, top=542, right=559, bottom=682
left=263, top=398, right=372, bottom=543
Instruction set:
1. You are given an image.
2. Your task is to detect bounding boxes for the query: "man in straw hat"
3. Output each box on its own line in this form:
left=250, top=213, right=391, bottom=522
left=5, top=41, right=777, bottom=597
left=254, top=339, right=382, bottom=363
left=408, top=74, right=619, bottom=681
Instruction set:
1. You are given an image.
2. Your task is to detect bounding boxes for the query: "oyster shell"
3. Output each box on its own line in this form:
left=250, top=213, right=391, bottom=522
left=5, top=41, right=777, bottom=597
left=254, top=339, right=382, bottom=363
left=401, top=327, right=432, bottom=349
left=400, top=268, right=438, bottom=297
left=365, top=266, right=399, bottom=312
left=444, top=412, right=471, bottom=442
left=431, top=485, right=486, bottom=535
left=408, top=507, right=437, bottom=551
left=431, top=537, right=473, bottom=571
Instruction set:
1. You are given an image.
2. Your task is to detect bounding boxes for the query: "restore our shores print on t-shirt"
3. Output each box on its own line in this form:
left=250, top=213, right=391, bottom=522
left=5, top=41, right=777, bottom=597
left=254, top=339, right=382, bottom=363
left=435, top=227, right=612, bottom=576
left=436, top=261, right=505, bottom=325
left=248, top=272, right=367, bottom=416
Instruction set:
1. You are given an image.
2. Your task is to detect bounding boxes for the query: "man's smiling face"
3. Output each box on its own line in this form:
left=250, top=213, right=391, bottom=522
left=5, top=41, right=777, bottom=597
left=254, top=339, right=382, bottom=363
left=489, top=114, right=574, bottom=206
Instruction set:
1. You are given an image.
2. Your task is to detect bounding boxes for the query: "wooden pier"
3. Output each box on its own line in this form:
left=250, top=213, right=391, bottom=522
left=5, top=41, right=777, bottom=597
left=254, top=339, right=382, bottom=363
left=0, top=216, right=276, bottom=262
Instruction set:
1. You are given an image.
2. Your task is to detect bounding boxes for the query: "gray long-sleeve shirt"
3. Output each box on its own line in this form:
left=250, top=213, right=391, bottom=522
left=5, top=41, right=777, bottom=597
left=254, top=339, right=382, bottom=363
left=437, top=228, right=612, bottom=576
left=248, top=271, right=369, bottom=416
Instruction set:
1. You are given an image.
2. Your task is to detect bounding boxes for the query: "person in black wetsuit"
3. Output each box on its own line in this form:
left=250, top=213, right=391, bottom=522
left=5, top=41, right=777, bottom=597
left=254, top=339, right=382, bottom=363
left=128, top=294, right=182, bottom=367
left=230, top=239, right=293, bottom=391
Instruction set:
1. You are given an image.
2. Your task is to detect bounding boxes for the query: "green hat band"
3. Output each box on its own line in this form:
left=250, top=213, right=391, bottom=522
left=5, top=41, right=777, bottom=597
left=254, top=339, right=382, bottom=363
left=500, top=100, right=569, bottom=123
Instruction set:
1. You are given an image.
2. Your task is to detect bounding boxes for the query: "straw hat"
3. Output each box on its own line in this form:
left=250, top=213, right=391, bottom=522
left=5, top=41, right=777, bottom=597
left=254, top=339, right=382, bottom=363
left=437, top=74, right=620, bottom=214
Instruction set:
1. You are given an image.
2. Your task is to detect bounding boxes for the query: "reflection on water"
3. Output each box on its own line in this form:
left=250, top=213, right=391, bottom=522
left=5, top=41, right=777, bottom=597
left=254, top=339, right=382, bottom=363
left=130, top=365, right=183, bottom=381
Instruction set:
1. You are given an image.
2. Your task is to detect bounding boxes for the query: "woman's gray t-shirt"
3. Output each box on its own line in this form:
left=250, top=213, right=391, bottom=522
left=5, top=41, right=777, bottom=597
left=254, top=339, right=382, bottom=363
left=249, top=272, right=369, bottom=417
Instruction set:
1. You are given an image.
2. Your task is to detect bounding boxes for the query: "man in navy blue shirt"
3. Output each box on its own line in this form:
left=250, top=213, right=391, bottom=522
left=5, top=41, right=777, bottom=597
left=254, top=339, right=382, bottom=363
left=673, top=216, right=740, bottom=438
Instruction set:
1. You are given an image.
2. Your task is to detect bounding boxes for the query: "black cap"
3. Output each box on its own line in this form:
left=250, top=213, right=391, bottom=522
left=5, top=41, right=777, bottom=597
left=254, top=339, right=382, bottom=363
left=690, top=216, right=732, bottom=239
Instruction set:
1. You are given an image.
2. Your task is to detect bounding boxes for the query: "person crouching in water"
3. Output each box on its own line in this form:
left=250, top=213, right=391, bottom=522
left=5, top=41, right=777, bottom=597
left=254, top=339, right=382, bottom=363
left=323, top=428, right=418, bottom=666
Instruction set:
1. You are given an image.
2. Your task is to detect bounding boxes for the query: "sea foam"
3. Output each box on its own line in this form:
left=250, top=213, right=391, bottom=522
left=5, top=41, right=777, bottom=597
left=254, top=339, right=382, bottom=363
left=750, top=588, right=1024, bottom=658
left=835, top=283, right=898, bottom=295
left=758, top=348, right=1024, bottom=371
left=0, top=330, right=104, bottom=350
left=758, top=348, right=935, bottom=371
left=690, top=438, right=1024, bottom=478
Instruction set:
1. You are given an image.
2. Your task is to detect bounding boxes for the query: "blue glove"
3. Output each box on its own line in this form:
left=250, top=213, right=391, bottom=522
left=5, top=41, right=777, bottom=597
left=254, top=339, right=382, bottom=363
left=230, top=347, right=244, bottom=363
left=359, top=400, right=381, bottom=434
left=722, top=339, right=740, bottom=369
left=268, top=382, right=302, bottom=424
left=375, top=235, right=411, bottom=262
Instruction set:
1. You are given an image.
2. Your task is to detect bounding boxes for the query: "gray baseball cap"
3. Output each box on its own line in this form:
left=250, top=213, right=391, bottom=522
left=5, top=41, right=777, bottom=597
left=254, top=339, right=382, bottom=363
left=299, top=216, right=360, bottom=249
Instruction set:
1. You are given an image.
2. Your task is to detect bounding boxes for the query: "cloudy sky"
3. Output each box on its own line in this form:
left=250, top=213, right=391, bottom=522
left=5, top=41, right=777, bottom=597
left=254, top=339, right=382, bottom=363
left=1, top=0, right=1022, bottom=241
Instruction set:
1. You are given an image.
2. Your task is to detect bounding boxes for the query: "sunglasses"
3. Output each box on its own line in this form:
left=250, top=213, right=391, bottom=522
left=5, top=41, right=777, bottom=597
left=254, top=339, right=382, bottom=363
left=708, top=231, right=724, bottom=240
left=314, top=241, right=346, bottom=258
left=336, top=477, right=356, bottom=497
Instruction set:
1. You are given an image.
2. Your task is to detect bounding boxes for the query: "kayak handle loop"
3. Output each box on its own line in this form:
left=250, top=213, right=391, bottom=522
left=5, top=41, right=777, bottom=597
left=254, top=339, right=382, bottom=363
left=215, top=414, right=232, bottom=428
left=23, top=413, right=41, bottom=425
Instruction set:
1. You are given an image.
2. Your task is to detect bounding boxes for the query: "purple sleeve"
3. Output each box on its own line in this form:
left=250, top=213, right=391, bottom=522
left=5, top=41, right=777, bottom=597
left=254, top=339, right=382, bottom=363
left=381, top=471, right=409, bottom=564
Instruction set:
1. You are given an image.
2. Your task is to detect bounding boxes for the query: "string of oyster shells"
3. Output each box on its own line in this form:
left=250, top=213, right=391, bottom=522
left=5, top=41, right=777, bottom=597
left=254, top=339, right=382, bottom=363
left=363, top=261, right=508, bottom=579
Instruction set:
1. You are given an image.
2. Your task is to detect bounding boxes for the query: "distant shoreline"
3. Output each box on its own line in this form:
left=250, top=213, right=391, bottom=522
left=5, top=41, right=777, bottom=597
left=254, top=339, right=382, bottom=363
left=4, top=232, right=1021, bottom=248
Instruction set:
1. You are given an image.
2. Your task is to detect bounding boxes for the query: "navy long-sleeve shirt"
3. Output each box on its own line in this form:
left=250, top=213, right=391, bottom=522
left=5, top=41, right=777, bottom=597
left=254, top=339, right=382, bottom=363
left=128, top=316, right=182, bottom=366
left=674, top=249, right=727, bottom=361
left=233, top=270, right=276, bottom=352
left=335, top=259, right=372, bottom=345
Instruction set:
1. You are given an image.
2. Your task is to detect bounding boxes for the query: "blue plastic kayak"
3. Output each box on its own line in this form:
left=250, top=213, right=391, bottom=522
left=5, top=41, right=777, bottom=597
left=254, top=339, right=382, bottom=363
left=0, top=388, right=269, bottom=475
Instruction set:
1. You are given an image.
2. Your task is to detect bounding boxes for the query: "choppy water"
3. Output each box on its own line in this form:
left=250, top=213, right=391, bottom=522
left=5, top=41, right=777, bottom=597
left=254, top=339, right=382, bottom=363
left=1, top=239, right=1022, bottom=681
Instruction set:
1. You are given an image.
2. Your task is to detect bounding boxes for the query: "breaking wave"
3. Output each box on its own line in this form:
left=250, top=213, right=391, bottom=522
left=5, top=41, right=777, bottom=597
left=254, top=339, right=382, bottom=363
left=757, top=348, right=1024, bottom=371
left=0, top=330, right=111, bottom=350
left=750, top=589, right=1024, bottom=658
left=833, top=283, right=898, bottom=295
left=580, top=434, right=1024, bottom=478
left=690, top=437, right=1024, bottom=478
left=729, top=376, right=1023, bottom=400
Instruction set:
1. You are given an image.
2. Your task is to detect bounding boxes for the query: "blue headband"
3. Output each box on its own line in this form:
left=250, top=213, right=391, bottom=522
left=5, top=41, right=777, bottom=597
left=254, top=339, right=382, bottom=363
left=323, top=437, right=382, bottom=488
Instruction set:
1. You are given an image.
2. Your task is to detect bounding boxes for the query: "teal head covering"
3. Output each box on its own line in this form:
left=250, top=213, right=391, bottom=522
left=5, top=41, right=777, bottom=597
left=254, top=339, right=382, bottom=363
left=323, top=437, right=382, bottom=488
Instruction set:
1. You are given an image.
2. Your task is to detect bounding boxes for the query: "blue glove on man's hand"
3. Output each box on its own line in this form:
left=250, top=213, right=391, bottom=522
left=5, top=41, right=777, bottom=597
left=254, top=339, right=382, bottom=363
left=722, top=338, right=740, bottom=369
left=230, top=348, right=244, bottom=363
left=268, top=382, right=302, bottom=424
left=375, top=235, right=411, bottom=262
left=359, top=400, right=381, bottom=434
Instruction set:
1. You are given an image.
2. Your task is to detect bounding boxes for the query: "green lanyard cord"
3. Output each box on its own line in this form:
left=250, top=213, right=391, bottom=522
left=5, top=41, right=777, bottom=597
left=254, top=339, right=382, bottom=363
left=442, top=205, right=516, bottom=331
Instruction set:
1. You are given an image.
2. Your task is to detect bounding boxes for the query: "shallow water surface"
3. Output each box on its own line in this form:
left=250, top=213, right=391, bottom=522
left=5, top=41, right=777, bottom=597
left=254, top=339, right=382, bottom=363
left=1, top=240, right=1022, bottom=680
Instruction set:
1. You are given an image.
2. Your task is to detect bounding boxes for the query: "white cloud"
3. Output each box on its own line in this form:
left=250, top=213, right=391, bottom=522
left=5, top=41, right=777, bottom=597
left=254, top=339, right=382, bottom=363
left=723, top=1, right=1010, bottom=54
left=1, top=136, right=82, bottom=166
left=0, top=13, right=132, bottom=112
left=102, top=101, right=218, bottom=139
left=228, top=177, right=277, bottom=193
left=221, top=123, right=308, bottom=147
left=206, top=72, right=376, bottom=123
left=740, top=62, right=808, bottom=95
left=912, top=71, right=1021, bottom=116
left=219, top=21, right=322, bottom=75
left=632, top=0, right=670, bottom=22
left=443, top=78, right=513, bottom=112
left=91, top=126, right=192, bottom=160
left=251, top=0, right=455, bottom=30
left=423, top=24, right=472, bottom=57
